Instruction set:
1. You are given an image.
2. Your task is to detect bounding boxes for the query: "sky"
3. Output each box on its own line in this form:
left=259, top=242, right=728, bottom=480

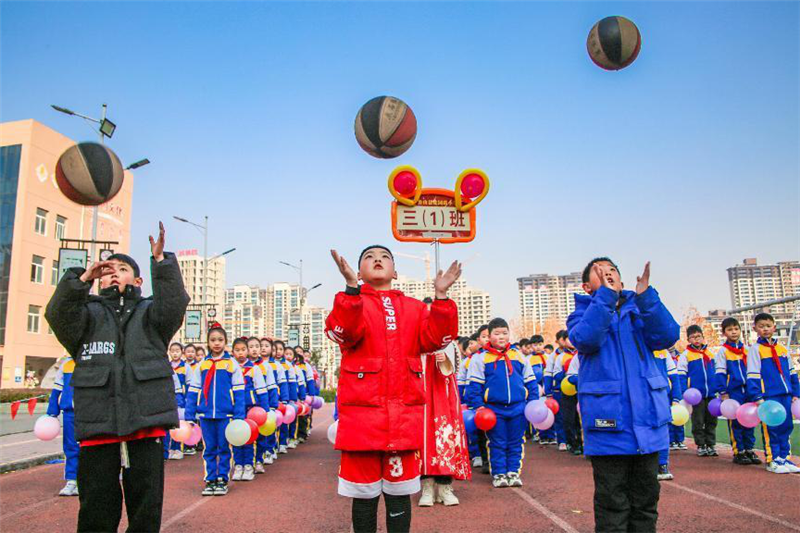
left=2, top=1, right=798, bottom=325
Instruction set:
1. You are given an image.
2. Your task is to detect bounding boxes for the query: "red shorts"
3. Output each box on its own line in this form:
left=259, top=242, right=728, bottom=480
left=338, top=450, right=421, bottom=498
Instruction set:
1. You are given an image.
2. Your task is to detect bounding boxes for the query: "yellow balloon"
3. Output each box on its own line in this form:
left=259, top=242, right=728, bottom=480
left=671, top=404, right=690, bottom=426
left=259, top=419, right=277, bottom=436
left=560, top=379, right=577, bottom=396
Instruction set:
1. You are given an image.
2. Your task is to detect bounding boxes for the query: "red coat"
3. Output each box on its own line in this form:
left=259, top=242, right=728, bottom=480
left=326, top=285, right=458, bottom=452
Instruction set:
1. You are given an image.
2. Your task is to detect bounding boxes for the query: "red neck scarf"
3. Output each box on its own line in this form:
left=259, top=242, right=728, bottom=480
left=723, top=342, right=746, bottom=366
left=202, top=358, right=222, bottom=401
left=484, top=343, right=513, bottom=374
left=687, top=344, right=712, bottom=364
left=758, top=338, right=784, bottom=377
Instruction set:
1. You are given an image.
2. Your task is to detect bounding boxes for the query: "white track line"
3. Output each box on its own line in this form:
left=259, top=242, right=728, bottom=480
left=664, top=482, right=800, bottom=532
left=161, top=497, right=211, bottom=531
left=512, top=487, right=580, bottom=533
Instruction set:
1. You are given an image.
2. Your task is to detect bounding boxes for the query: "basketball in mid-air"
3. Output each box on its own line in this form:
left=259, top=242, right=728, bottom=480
left=587, top=16, right=641, bottom=71
left=55, top=142, right=124, bottom=206
left=354, top=96, right=417, bottom=159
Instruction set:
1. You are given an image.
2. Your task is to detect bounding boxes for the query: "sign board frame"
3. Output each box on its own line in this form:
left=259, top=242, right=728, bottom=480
left=391, top=188, right=477, bottom=244
left=58, top=248, right=89, bottom=282
left=184, top=310, right=202, bottom=341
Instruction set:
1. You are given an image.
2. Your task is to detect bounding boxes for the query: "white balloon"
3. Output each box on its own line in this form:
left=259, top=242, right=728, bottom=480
left=327, top=420, right=338, bottom=445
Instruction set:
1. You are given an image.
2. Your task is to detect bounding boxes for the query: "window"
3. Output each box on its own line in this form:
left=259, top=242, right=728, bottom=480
left=51, top=260, right=59, bottom=285
left=31, top=255, right=44, bottom=284
left=55, top=215, right=67, bottom=241
left=27, top=305, right=41, bottom=333
left=34, top=208, right=48, bottom=235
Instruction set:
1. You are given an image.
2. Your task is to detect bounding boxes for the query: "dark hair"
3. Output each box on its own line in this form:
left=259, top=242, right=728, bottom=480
left=476, top=324, right=489, bottom=336
left=469, top=333, right=480, bottom=342
left=582, top=257, right=620, bottom=283
left=555, top=329, right=569, bottom=341
left=686, top=325, right=703, bottom=337
left=207, top=325, right=228, bottom=343
left=232, top=337, right=247, bottom=349
left=422, top=297, right=433, bottom=305
left=284, top=346, right=295, bottom=356
left=247, top=336, right=261, bottom=344
left=273, top=340, right=285, bottom=349
left=487, top=317, right=509, bottom=332
left=184, top=343, right=196, bottom=352
left=295, top=346, right=305, bottom=353
left=358, top=245, right=394, bottom=266
left=196, top=346, right=206, bottom=354
left=169, top=342, right=183, bottom=350
left=518, top=338, right=530, bottom=346
left=458, top=337, right=471, bottom=351
left=295, top=353, right=305, bottom=364
left=721, top=317, right=740, bottom=333
left=530, top=334, right=544, bottom=344
left=544, top=344, right=554, bottom=351
left=754, top=312, right=775, bottom=324
left=107, top=253, right=141, bottom=278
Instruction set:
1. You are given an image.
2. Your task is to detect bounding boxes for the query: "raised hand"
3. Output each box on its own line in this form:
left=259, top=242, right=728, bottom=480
left=79, top=261, right=115, bottom=283
left=330, top=249, right=358, bottom=287
left=592, top=263, right=620, bottom=293
left=149, top=221, right=165, bottom=262
left=635, top=262, right=651, bottom=295
left=434, top=260, right=462, bottom=299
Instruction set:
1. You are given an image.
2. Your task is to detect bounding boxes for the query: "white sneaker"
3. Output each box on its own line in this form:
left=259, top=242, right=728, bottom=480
left=279, top=445, right=288, bottom=454
left=263, top=455, right=274, bottom=465
left=254, top=462, right=265, bottom=474
left=435, top=483, right=459, bottom=506
left=242, top=465, right=255, bottom=481
left=287, top=440, right=298, bottom=449
left=271, top=452, right=278, bottom=461
left=558, top=443, right=568, bottom=452
left=766, top=460, right=790, bottom=474
left=471, top=457, right=483, bottom=468
left=418, top=478, right=435, bottom=507
left=170, top=450, right=184, bottom=460
left=492, top=475, right=509, bottom=488
left=506, top=473, right=523, bottom=487
left=781, top=458, right=800, bottom=473
left=232, top=465, right=243, bottom=481
left=59, top=480, right=78, bottom=497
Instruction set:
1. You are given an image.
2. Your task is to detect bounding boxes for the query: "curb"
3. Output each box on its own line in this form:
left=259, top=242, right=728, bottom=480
left=0, top=453, right=64, bottom=474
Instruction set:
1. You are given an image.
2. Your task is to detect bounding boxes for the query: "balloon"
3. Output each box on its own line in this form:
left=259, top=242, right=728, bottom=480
left=170, top=420, right=192, bottom=443
left=273, top=410, right=284, bottom=427
left=327, top=420, right=338, bottom=445
left=259, top=418, right=277, bottom=436
left=525, top=400, right=549, bottom=425
left=682, top=388, right=702, bottom=406
left=720, top=398, right=740, bottom=419
left=736, top=403, right=760, bottom=428
left=177, top=407, right=185, bottom=420
left=225, top=419, right=251, bottom=446
left=757, top=400, right=787, bottom=427
left=462, top=409, right=477, bottom=433
left=474, top=408, right=497, bottom=431
left=313, top=396, right=324, bottom=409
left=304, top=396, right=314, bottom=406
left=533, top=409, right=555, bottom=430
left=707, top=398, right=722, bottom=417
left=679, top=399, right=693, bottom=415
left=671, top=404, right=690, bottom=426
left=394, top=171, right=418, bottom=196
left=283, top=404, right=297, bottom=425
left=245, top=419, right=259, bottom=445
left=184, top=423, right=203, bottom=446
left=560, top=379, right=577, bottom=396
left=544, top=397, right=559, bottom=415
left=793, top=399, right=800, bottom=420
left=460, top=173, right=486, bottom=199
left=277, top=403, right=287, bottom=414
left=34, top=415, right=61, bottom=441
left=247, top=406, right=268, bottom=426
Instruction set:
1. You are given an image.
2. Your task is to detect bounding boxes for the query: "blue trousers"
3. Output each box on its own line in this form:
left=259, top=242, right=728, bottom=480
left=762, top=394, right=794, bottom=463
left=726, top=388, right=756, bottom=453
left=266, top=432, right=278, bottom=454
left=289, top=420, right=297, bottom=440
left=279, top=424, right=289, bottom=446
left=486, top=405, right=527, bottom=476
left=256, top=434, right=269, bottom=462
left=200, top=418, right=232, bottom=482
left=467, top=424, right=479, bottom=458
left=62, top=410, right=79, bottom=481
left=552, top=393, right=565, bottom=444
left=669, top=422, right=684, bottom=443
left=233, top=443, right=255, bottom=467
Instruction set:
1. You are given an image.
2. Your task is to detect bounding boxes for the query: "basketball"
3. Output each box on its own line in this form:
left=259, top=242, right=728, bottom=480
left=587, top=16, right=641, bottom=71
left=354, top=96, right=417, bottom=159
left=55, top=142, right=124, bottom=206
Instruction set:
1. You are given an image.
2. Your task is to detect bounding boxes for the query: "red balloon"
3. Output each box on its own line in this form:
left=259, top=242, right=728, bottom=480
left=474, top=407, right=497, bottom=431
left=277, top=403, right=287, bottom=414
left=247, top=406, right=268, bottom=426
left=244, top=418, right=259, bottom=445
left=394, top=171, right=417, bottom=196
left=460, top=173, right=485, bottom=199
left=545, top=397, right=559, bottom=415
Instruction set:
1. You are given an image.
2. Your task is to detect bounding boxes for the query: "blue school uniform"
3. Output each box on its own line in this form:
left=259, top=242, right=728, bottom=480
left=268, top=358, right=288, bottom=453
left=47, top=357, right=78, bottom=481
left=654, top=350, right=682, bottom=467
left=715, top=342, right=757, bottom=454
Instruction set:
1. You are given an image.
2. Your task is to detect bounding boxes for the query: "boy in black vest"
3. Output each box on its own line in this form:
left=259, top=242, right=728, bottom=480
left=45, top=222, right=190, bottom=533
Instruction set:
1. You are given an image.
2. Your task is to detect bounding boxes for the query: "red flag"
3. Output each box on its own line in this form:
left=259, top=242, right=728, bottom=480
left=10, top=401, right=20, bottom=420
left=27, top=397, right=38, bottom=415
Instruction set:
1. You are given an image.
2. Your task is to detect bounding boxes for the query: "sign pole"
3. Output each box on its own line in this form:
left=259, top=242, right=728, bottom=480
left=432, top=238, right=441, bottom=276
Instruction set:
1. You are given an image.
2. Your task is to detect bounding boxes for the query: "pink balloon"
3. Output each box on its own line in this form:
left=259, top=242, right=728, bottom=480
left=283, top=404, right=297, bottom=424
left=170, top=420, right=192, bottom=442
left=736, top=402, right=760, bottom=428
left=720, top=398, right=740, bottom=419
left=272, top=410, right=284, bottom=426
left=304, top=396, right=314, bottom=406
left=792, top=400, right=800, bottom=420
left=533, top=409, right=555, bottom=430
left=34, top=416, right=61, bottom=441
left=184, top=423, right=203, bottom=446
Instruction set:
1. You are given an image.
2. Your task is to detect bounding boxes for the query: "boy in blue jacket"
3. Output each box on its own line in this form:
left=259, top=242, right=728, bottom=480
left=185, top=325, right=246, bottom=496
left=677, top=325, right=719, bottom=457
left=567, top=258, right=679, bottom=533
left=746, top=313, right=800, bottom=474
left=47, top=355, right=79, bottom=496
left=466, top=318, right=539, bottom=488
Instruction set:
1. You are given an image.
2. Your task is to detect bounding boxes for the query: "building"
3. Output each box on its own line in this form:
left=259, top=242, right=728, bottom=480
left=392, top=275, right=492, bottom=336
left=517, top=271, right=586, bottom=332
left=176, top=249, right=226, bottom=343
left=223, top=284, right=270, bottom=340
left=0, top=120, right=134, bottom=388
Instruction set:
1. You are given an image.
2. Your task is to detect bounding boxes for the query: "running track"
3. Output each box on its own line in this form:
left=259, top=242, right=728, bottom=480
left=2, top=406, right=798, bottom=533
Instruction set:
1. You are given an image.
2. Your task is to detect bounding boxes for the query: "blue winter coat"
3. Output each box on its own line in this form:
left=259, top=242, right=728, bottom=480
left=567, top=286, right=680, bottom=456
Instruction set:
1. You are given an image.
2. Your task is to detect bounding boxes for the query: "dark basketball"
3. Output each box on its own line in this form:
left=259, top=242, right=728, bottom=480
left=354, top=96, right=417, bottom=159
left=587, top=16, right=641, bottom=71
left=55, top=142, right=124, bottom=206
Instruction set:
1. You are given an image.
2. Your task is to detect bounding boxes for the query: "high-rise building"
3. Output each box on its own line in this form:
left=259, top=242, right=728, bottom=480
left=176, top=249, right=226, bottom=343
left=517, top=272, right=586, bottom=332
left=391, top=275, right=492, bottom=336
left=0, top=120, right=134, bottom=388
left=223, top=284, right=270, bottom=339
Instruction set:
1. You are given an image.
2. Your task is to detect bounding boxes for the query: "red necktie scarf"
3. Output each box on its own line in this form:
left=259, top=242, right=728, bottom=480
left=485, top=343, right=513, bottom=375
left=202, top=360, right=219, bottom=402
left=687, top=345, right=712, bottom=365
left=723, top=343, right=746, bottom=367
left=759, top=339, right=784, bottom=377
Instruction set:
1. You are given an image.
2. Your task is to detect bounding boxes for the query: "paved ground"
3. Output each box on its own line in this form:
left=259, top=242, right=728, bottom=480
left=1, top=405, right=799, bottom=533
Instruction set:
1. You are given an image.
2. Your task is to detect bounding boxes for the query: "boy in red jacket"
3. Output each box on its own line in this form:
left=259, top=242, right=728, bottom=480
left=326, top=246, right=460, bottom=533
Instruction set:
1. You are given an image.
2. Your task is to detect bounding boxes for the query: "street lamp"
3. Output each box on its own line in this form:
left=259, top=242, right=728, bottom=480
left=125, top=158, right=150, bottom=171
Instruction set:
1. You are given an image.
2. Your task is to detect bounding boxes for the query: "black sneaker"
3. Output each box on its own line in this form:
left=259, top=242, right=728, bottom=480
left=657, top=465, right=674, bottom=481
left=214, top=479, right=228, bottom=496
left=571, top=447, right=583, bottom=456
left=481, top=463, right=491, bottom=475
left=201, top=481, right=216, bottom=496
left=733, top=453, right=752, bottom=465
left=746, top=450, right=762, bottom=465
left=697, top=446, right=708, bottom=457
left=706, top=446, right=718, bottom=457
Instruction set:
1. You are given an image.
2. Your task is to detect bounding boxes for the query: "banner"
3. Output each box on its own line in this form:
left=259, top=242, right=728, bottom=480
left=185, top=310, right=202, bottom=340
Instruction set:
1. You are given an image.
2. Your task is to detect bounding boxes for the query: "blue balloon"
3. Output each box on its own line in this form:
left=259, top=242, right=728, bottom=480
left=462, top=409, right=477, bottom=433
left=757, top=400, right=787, bottom=427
